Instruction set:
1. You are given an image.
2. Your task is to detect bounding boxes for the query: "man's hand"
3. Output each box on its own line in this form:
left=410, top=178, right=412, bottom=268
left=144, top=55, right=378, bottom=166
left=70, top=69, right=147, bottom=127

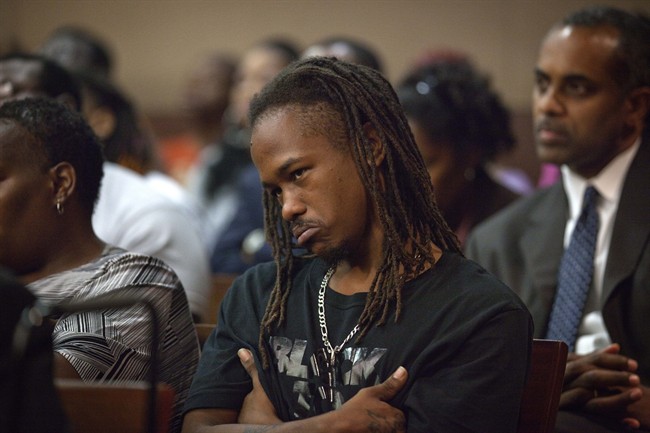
left=237, top=348, right=282, bottom=425
left=621, top=385, right=650, bottom=429
left=329, top=365, right=407, bottom=433
left=561, top=343, right=644, bottom=428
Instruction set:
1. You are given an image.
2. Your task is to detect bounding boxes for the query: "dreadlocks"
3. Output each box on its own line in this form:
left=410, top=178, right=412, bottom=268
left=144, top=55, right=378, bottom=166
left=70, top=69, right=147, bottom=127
left=249, top=56, right=461, bottom=366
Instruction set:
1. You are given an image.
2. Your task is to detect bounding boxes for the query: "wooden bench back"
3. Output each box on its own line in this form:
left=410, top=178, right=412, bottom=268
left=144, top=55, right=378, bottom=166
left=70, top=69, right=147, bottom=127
left=55, top=379, right=174, bottom=433
left=517, top=339, right=568, bottom=433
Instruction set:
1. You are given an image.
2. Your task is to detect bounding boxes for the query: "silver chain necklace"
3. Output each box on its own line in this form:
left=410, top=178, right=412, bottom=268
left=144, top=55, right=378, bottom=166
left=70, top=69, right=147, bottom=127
left=318, top=267, right=360, bottom=365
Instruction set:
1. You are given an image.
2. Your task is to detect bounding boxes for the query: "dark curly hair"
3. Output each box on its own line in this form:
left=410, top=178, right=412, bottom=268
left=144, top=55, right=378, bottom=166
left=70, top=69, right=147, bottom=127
left=39, top=25, right=113, bottom=78
left=0, top=97, right=104, bottom=213
left=0, top=53, right=82, bottom=111
left=397, top=58, right=515, bottom=163
left=76, top=71, right=160, bottom=174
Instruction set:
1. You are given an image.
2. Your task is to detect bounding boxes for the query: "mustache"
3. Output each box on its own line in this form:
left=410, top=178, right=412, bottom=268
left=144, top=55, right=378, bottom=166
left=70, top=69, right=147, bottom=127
left=535, top=118, right=568, bottom=135
left=290, top=219, right=314, bottom=234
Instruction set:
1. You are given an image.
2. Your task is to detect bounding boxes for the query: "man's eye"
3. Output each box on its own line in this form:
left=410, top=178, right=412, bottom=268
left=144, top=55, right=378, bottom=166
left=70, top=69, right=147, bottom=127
left=292, top=168, right=306, bottom=180
left=565, top=82, right=590, bottom=97
left=271, top=188, right=282, bottom=198
left=534, top=77, right=549, bottom=94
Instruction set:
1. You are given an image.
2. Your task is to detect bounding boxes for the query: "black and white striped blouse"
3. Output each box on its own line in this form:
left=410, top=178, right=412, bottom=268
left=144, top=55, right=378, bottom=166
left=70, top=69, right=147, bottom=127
left=28, top=245, right=200, bottom=433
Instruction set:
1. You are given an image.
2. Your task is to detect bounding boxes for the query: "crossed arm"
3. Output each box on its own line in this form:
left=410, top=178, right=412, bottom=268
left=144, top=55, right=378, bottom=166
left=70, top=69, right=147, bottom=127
left=560, top=343, right=649, bottom=429
left=182, top=349, right=407, bottom=433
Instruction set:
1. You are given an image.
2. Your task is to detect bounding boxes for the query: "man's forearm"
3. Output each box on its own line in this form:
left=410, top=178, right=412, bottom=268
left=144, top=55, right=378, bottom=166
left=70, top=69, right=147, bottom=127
left=183, top=407, right=404, bottom=433
left=184, top=410, right=340, bottom=433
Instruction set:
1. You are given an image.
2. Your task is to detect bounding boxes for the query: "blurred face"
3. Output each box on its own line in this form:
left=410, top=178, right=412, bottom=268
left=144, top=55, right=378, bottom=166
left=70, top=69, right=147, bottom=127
left=251, top=107, right=374, bottom=264
left=0, top=59, right=44, bottom=105
left=0, top=121, right=55, bottom=276
left=230, top=47, right=290, bottom=127
left=533, top=25, right=635, bottom=178
left=40, top=36, right=101, bottom=76
left=409, top=119, right=471, bottom=218
left=183, top=58, right=232, bottom=117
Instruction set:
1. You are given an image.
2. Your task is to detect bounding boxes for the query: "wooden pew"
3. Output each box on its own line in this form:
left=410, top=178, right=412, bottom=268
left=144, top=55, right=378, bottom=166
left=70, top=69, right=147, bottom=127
left=55, top=379, right=174, bottom=433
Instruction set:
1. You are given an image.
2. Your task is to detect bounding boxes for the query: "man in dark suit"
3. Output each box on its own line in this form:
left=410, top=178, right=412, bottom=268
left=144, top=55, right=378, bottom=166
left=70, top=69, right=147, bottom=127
left=466, top=6, right=650, bottom=432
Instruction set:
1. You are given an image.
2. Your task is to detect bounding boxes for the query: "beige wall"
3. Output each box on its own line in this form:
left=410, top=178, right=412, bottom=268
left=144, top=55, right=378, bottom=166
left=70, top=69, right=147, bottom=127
left=2, top=0, right=649, bottom=182
left=4, top=0, right=649, bottom=113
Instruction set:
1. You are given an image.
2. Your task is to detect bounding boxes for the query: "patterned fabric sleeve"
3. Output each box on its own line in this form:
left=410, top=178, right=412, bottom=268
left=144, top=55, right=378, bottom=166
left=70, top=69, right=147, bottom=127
left=30, top=247, right=199, bottom=433
left=51, top=253, right=180, bottom=382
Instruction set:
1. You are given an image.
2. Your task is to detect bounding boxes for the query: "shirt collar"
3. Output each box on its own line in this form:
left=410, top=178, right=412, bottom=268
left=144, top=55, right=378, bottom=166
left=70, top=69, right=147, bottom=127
left=561, top=137, right=640, bottom=217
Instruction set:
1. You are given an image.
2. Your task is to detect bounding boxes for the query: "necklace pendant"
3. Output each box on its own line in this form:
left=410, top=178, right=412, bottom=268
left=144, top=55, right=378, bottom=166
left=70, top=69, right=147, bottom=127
left=327, top=352, right=337, bottom=403
left=318, top=267, right=360, bottom=406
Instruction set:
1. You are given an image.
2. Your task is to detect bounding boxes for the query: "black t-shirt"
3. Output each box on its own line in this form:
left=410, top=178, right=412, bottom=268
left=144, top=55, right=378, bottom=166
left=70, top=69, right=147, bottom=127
left=185, top=253, right=533, bottom=433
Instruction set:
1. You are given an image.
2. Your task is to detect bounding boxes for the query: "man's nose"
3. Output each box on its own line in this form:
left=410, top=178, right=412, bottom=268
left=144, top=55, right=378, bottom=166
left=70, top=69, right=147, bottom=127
left=534, top=87, right=564, bottom=116
left=281, top=189, right=306, bottom=222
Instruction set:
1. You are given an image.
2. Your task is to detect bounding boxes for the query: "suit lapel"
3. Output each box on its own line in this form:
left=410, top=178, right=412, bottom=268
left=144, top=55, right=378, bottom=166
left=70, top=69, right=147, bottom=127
left=602, top=140, right=650, bottom=305
left=519, top=183, right=568, bottom=335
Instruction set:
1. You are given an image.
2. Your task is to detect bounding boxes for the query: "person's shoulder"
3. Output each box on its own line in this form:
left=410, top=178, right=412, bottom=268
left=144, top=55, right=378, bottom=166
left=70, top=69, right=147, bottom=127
left=232, top=256, right=318, bottom=293
left=428, top=252, right=528, bottom=310
left=100, top=163, right=181, bottom=210
left=235, top=260, right=277, bottom=288
left=432, top=252, right=502, bottom=287
left=226, top=257, right=319, bottom=300
left=145, top=171, right=194, bottom=204
left=470, top=183, right=563, bottom=240
left=98, top=246, right=183, bottom=289
left=96, top=163, right=206, bottom=243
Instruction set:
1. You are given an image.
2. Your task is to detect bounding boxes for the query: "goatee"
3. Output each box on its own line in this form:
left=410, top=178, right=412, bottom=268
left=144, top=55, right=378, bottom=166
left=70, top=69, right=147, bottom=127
left=319, top=245, right=350, bottom=268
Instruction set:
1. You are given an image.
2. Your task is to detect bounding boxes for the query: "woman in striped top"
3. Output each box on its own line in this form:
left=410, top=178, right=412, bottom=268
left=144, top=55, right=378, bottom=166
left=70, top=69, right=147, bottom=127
left=0, top=97, right=199, bottom=433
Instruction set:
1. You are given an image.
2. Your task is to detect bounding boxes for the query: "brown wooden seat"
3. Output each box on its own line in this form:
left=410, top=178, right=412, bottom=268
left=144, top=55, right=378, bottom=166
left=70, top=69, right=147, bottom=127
left=55, top=379, right=175, bottom=433
left=195, top=322, right=216, bottom=349
left=517, top=339, right=568, bottom=433
left=205, top=273, right=237, bottom=324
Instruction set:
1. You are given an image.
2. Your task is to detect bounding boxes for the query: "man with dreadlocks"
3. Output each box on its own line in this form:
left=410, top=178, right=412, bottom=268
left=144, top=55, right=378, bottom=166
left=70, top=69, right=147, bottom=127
left=182, top=57, right=532, bottom=433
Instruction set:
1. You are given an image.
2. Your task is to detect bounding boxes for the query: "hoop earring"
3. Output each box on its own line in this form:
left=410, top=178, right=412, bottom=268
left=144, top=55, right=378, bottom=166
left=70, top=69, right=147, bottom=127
left=56, top=199, right=64, bottom=215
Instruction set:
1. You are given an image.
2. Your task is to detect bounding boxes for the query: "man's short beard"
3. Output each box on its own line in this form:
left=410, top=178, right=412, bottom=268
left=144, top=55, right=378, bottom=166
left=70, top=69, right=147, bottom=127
left=318, top=244, right=351, bottom=267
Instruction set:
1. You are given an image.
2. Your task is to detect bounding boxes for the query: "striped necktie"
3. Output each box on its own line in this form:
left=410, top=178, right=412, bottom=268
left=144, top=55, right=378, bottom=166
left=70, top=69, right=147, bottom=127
left=546, top=186, right=600, bottom=352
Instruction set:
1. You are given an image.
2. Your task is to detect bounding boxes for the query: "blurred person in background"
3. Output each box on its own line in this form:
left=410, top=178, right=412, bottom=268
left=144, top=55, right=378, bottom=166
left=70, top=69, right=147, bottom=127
left=190, top=38, right=300, bottom=272
left=159, top=53, right=237, bottom=184
left=76, top=71, right=210, bottom=241
left=0, top=53, right=212, bottom=322
left=397, top=53, right=529, bottom=247
left=39, top=25, right=113, bottom=80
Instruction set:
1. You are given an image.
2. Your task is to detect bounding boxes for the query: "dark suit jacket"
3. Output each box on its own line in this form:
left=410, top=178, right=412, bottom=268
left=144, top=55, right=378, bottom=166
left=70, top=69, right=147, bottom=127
left=466, top=140, right=650, bottom=384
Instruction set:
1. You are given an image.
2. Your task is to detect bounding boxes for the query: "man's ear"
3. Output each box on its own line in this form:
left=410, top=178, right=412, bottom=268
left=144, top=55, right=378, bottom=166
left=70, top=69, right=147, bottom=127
left=363, top=122, right=386, bottom=167
left=49, top=162, right=77, bottom=208
left=625, top=86, right=650, bottom=131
